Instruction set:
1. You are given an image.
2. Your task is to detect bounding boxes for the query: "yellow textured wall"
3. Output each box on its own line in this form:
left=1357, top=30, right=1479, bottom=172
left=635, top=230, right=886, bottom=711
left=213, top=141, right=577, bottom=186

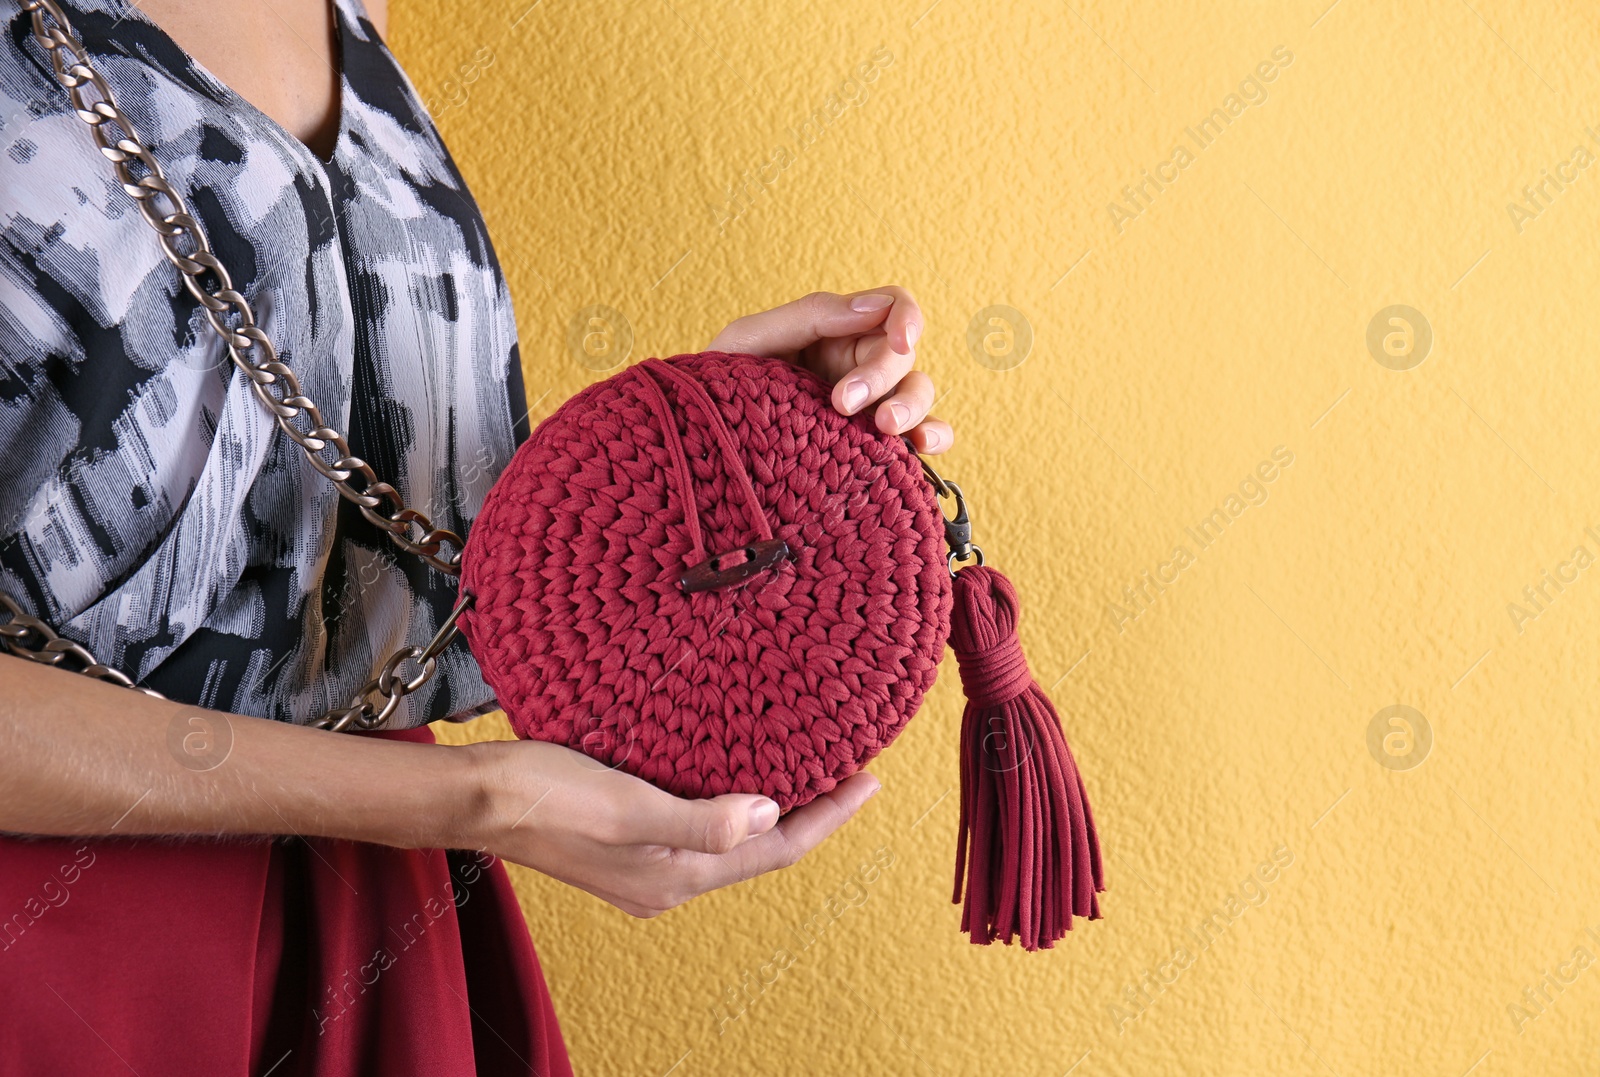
left=398, top=2, right=1600, bottom=1073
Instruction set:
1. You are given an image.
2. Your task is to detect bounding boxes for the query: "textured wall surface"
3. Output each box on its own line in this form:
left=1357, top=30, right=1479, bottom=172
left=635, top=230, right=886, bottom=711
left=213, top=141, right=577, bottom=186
left=396, top=2, right=1600, bottom=1073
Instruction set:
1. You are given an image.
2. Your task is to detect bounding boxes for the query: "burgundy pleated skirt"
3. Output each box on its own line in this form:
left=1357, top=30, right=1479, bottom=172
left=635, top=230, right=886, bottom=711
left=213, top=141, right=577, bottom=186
left=0, top=725, right=572, bottom=1077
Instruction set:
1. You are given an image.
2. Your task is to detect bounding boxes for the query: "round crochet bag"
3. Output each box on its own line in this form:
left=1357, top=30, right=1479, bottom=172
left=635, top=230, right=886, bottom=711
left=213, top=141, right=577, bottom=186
left=12, top=0, right=1092, bottom=949
left=458, top=352, right=1103, bottom=949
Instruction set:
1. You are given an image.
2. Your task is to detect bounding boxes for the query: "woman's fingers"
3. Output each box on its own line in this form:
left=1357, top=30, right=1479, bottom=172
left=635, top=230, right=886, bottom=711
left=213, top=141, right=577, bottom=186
left=904, top=415, right=953, bottom=454
left=613, top=783, right=782, bottom=855
left=706, top=288, right=939, bottom=433
left=676, top=772, right=881, bottom=897
left=708, top=291, right=880, bottom=357
left=707, top=287, right=922, bottom=360
left=870, top=368, right=935, bottom=436
left=850, top=285, right=921, bottom=356
left=573, top=771, right=879, bottom=917
left=831, top=345, right=953, bottom=452
left=479, top=742, right=881, bottom=918
left=831, top=333, right=915, bottom=417
left=877, top=285, right=922, bottom=356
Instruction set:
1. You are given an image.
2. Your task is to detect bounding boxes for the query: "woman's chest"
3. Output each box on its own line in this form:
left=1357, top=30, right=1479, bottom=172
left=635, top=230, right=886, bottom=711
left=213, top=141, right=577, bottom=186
left=132, top=0, right=343, bottom=159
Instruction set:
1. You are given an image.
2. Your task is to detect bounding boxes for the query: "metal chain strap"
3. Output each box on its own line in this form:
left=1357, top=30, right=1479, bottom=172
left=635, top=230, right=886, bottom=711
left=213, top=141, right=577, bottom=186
left=0, top=593, right=167, bottom=699
left=312, top=594, right=475, bottom=732
left=0, top=0, right=471, bottom=732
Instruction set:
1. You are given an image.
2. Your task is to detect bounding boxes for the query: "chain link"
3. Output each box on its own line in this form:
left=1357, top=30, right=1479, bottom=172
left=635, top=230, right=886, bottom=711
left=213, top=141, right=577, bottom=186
left=305, top=591, right=474, bottom=733
left=1, top=0, right=471, bottom=731
left=0, top=593, right=168, bottom=698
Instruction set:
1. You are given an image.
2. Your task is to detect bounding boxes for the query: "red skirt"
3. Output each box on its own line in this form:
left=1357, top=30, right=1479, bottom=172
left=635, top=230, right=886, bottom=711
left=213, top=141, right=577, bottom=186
left=0, top=725, right=572, bottom=1077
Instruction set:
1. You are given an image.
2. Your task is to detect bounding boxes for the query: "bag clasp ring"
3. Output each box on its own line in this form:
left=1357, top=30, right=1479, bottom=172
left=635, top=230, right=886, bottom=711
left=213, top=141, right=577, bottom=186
left=938, top=480, right=984, bottom=576
left=904, top=438, right=985, bottom=576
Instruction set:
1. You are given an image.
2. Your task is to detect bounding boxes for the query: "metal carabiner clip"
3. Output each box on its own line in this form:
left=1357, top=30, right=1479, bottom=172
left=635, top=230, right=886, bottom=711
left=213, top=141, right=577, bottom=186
left=938, top=480, right=985, bottom=575
left=903, top=438, right=985, bottom=576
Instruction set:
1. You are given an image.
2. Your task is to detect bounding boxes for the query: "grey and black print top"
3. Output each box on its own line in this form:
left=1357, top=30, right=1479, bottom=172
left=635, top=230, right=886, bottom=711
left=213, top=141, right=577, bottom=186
left=0, top=0, right=529, bottom=726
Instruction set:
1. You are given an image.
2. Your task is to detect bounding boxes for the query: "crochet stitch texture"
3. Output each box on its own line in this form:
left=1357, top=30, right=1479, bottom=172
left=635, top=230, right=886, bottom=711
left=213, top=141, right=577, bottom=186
left=461, top=352, right=953, bottom=810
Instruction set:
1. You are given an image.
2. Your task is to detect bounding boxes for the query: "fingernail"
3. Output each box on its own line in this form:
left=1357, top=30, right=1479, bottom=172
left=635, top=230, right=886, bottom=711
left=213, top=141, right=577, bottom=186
left=922, top=426, right=944, bottom=451
left=749, top=798, right=780, bottom=832
left=866, top=780, right=882, bottom=799
left=841, top=379, right=870, bottom=414
left=886, top=402, right=910, bottom=432
left=904, top=322, right=921, bottom=350
left=850, top=293, right=894, bottom=312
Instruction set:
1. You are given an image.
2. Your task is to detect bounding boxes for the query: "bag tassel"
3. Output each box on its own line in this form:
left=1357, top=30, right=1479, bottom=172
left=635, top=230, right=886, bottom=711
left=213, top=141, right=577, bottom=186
left=948, top=564, right=1103, bottom=950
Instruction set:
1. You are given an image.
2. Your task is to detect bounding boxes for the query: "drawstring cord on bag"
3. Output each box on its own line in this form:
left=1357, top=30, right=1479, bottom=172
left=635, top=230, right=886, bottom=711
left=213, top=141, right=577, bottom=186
left=633, top=360, right=786, bottom=592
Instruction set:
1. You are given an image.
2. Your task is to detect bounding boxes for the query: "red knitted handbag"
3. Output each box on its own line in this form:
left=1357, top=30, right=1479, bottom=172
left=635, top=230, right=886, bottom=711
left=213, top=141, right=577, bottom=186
left=458, top=352, right=1103, bottom=949
left=10, top=0, right=1094, bottom=951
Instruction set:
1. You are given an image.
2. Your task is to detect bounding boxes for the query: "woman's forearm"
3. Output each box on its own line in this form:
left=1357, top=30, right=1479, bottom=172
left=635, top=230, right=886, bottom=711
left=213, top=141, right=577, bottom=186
left=0, top=652, right=880, bottom=919
left=0, top=653, right=486, bottom=849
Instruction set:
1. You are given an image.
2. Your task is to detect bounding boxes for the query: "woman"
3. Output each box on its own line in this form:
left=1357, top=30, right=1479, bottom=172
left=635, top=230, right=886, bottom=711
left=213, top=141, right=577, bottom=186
left=0, top=0, right=951, bottom=1073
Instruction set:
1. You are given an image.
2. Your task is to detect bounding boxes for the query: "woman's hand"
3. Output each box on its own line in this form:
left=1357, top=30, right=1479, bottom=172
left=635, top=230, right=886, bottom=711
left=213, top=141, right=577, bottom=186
left=0, top=656, right=875, bottom=920
left=707, top=287, right=953, bottom=454
left=463, top=739, right=880, bottom=918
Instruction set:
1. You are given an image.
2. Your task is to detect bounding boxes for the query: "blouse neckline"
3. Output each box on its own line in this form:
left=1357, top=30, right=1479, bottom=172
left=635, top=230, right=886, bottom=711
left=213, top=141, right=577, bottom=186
left=95, top=0, right=356, bottom=169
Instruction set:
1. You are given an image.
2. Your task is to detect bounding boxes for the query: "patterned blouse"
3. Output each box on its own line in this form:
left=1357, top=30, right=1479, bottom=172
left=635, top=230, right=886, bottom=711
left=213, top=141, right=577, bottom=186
left=0, top=0, right=527, bottom=726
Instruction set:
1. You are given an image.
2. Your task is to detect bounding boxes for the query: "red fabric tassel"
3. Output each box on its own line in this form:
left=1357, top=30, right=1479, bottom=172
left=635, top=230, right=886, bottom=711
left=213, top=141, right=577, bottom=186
left=948, top=565, right=1103, bottom=950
